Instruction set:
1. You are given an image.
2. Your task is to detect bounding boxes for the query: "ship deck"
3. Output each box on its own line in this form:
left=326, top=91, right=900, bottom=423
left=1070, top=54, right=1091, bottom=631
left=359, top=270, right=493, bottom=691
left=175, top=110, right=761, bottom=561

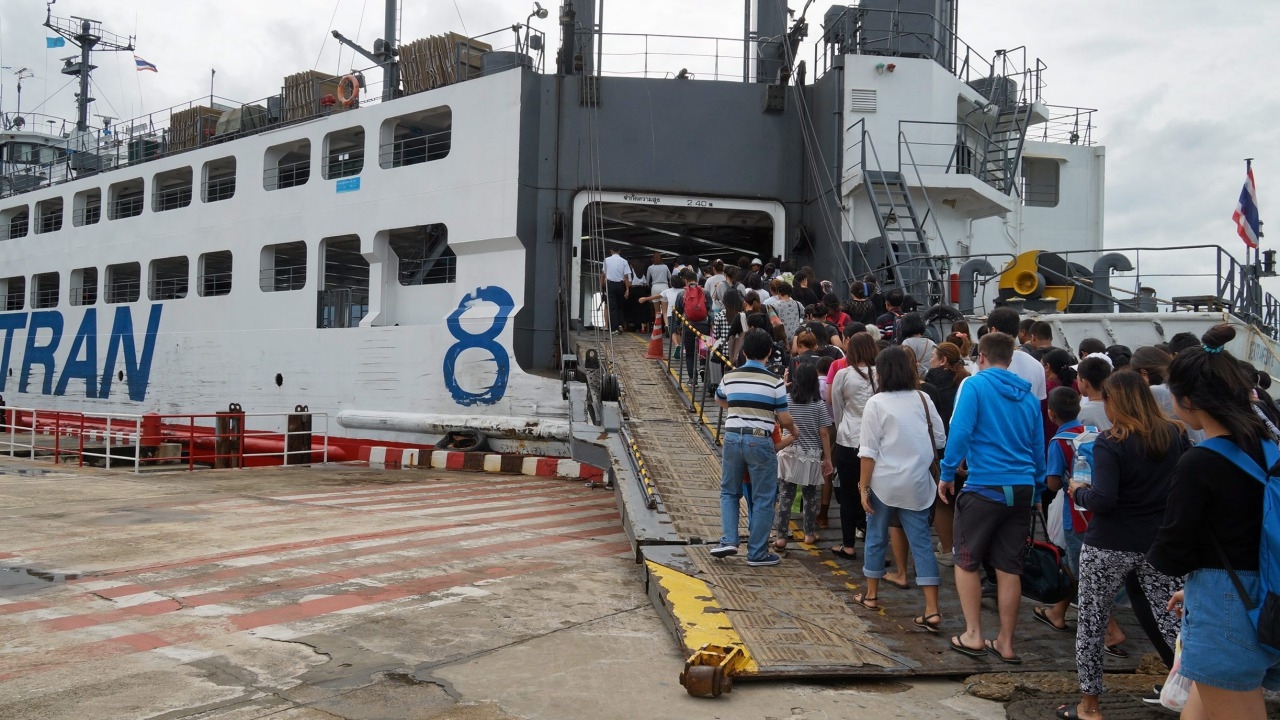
left=588, top=330, right=1149, bottom=679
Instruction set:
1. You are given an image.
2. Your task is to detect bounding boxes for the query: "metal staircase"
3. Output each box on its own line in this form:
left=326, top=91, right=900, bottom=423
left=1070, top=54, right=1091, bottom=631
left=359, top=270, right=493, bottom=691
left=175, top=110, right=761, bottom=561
left=970, top=71, right=1035, bottom=196
left=864, top=169, right=937, bottom=300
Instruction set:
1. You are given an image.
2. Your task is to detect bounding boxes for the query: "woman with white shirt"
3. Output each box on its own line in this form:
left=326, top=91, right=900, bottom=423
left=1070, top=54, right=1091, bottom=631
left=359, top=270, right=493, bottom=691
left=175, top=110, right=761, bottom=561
left=852, top=345, right=948, bottom=633
left=828, top=333, right=879, bottom=560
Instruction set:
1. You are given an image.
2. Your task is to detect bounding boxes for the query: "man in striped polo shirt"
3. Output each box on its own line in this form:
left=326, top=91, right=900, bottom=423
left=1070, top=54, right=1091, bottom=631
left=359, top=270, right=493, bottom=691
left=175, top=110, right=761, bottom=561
left=712, top=329, right=798, bottom=566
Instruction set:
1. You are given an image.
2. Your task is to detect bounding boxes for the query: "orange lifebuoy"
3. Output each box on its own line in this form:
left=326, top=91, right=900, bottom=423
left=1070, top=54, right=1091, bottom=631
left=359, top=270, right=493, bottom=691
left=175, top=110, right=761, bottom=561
left=337, top=74, right=360, bottom=107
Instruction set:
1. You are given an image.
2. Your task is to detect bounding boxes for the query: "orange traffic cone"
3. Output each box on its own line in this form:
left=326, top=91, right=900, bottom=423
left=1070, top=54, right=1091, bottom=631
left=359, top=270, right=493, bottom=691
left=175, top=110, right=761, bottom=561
left=645, top=314, right=665, bottom=359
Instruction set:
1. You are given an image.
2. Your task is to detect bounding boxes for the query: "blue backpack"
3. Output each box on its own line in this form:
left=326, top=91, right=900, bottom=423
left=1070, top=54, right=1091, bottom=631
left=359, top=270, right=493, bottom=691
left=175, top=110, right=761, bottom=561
left=1198, top=436, right=1280, bottom=652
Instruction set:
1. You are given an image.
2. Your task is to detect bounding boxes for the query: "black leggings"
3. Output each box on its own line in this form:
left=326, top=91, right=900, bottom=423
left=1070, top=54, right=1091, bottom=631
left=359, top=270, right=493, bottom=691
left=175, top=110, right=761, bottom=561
left=832, top=444, right=867, bottom=548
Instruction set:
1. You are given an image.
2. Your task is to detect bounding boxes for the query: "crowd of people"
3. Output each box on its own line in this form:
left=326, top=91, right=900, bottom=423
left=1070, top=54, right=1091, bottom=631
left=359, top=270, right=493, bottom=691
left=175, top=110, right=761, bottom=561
left=605, top=253, right=1280, bottom=720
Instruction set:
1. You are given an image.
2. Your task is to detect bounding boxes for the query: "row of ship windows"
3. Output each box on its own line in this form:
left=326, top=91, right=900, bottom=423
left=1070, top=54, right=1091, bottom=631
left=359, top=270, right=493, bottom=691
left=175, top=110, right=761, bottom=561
left=0, top=225, right=457, bottom=311
left=0, top=106, right=452, bottom=239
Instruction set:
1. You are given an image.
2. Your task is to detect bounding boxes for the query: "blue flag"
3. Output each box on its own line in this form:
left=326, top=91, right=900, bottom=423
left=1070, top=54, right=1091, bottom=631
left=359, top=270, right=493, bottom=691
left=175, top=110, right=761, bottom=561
left=46, top=36, right=65, bottom=48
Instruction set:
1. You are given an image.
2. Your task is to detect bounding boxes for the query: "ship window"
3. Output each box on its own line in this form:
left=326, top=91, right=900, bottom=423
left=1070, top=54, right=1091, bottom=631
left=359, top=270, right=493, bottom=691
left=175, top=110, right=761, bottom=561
left=264, top=139, right=311, bottom=190
left=260, top=241, right=308, bottom=292
left=379, top=106, right=451, bottom=169
left=199, top=251, right=233, bottom=297
left=388, top=224, right=455, bottom=285
left=1, top=276, right=25, bottom=311
left=108, top=178, right=145, bottom=220
left=31, top=272, right=59, bottom=309
left=149, top=256, right=189, bottom=301
left=323, top=126, right=365, bottom=180
left=202, top=156, right=236, bottom=202
left=70, top=267, right=97, bottom=306
left=105, top=262, right=142, bottom=304
left=72, top=188, right=101, bottom=226
left=1021, top=157, right=1060, bottom=208
left=318, top=235, right=369, bottom=329
left=35, top=197, right=63, bottom=234
left=154, top=167, right=194, bottom=212
left=5, top=142, right=66, bottom=166
left=0, top=205, right=29, bottom=240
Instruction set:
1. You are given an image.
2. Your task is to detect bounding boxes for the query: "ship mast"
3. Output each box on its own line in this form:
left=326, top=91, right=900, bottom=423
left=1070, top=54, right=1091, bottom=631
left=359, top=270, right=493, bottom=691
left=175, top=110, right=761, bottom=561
left=332, top=0, right=400, bottom=102
left=43, top=1, right=135, bottom=133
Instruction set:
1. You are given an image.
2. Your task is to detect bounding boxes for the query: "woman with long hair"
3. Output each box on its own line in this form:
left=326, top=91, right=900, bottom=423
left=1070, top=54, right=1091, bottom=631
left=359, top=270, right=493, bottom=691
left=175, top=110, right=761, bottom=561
left=828, top=333, right=879, bottom=560
left=711, top=288, right=749, bottom=367
left=924, top=342, right=969, bottom=566
left=1042, top=348, right=1078, bottom=440
left=1060, top=370, right=1188, bottom=720
left=773, top=363, right=834, bottom=549
left=1130, top=346, right=1175, bottom=416
left=1148, top=326, right=1280, bottom=720
left=851, top=346, right=947, bottom=632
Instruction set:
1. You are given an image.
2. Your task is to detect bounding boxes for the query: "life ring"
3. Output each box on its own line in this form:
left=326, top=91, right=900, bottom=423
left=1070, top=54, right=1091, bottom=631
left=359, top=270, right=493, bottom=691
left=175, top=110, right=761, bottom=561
left=336, top=74, right=360, bottom=108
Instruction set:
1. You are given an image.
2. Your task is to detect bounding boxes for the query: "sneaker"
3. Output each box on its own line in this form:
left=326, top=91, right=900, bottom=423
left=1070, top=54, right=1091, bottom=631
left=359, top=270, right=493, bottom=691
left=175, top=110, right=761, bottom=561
left=935, top=551, right=954, bottom=567
left=1141, top=685, right=1163, bottom=705
left=709, top=544, right=738, bottom=558
left=746, top=553, right=782, bottom=567
left=981, top=579, right=998, bottom=598
left=855, top=528, right=865, bottom=540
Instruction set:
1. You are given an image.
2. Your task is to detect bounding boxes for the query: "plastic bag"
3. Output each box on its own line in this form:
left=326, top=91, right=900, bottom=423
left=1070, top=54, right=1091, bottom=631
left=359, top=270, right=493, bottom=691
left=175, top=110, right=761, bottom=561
left=1047, top=491, right=1066, bottom=548
left=1160, top=632, right=1191, bottom=711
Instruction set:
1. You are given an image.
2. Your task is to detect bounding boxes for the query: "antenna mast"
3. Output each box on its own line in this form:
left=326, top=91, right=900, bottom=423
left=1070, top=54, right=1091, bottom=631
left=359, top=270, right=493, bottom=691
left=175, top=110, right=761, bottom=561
left=44, top=2, right=135, bottom=132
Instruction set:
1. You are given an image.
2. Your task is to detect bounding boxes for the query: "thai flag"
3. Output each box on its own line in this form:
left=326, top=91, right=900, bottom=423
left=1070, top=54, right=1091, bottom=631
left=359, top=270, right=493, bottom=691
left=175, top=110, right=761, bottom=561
left=1234, top=160, right=1262, bottom=249
left=134, top=55, right=158, bottom=73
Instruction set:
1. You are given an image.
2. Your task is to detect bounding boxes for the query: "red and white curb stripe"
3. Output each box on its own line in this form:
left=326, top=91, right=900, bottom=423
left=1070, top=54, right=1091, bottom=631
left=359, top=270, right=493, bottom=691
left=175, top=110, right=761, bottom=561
left=358, top=446, right=605, bottom=483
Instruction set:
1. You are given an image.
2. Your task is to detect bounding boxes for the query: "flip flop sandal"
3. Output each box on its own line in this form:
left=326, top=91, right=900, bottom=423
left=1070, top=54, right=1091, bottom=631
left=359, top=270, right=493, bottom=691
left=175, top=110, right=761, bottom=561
left=948, top=636, right=986, bottom=659
left=1054, top=704, right=1093, bottom=720
left=984, top=639, right=1022, bottom=665
left=829, top=546, right=857, bottom=560
left=1104, top=644, right=1129, bottom=658
left=913, top=613, right=941, bottom=633
left=1033, top=606, right=1073, bottom=633
left=852, top=593, right=879, bottom=610
left=883, top=578, right=910, bottom=590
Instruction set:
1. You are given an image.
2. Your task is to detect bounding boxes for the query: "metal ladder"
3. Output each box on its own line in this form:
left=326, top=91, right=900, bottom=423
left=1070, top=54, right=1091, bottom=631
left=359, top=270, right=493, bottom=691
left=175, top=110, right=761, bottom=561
left=975, top=75, right=1034, bottom=195
left=864, top=168, right=936, bottom=300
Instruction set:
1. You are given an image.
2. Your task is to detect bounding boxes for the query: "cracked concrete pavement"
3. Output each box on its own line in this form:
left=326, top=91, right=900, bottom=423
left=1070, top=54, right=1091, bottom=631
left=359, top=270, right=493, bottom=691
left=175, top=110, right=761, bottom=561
left=0, top=460, right=1007, bottom=720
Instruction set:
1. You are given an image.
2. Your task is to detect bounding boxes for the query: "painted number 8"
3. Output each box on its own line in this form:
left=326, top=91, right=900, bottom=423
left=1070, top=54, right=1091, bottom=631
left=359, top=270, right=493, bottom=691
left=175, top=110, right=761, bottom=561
left=444, top=286, right=514, bottom=406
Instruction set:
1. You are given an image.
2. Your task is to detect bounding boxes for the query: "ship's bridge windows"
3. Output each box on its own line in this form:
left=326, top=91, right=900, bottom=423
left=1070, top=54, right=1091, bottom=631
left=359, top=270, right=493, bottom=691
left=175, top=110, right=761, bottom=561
left=4, top=142, right=67, bottom=166
left=203, top=156, right=236, bottom=203
left=108, top=178, right=145, bottom=220
left=149, top=256, right=189, bottom=301
left=323, top=126, right=364, bottom=180
left=318, top=235, right=369, bottom=329
left=264, top=139, right=311, bottom=190
left=35, top=197, right=63, bottom=234
left=1021, top=157, right=1060, bottom=208
left=388, top=224, right=455, bottom=285
left=72, top=188, right=101, bottom=226
left=379, top=106, right=451, bottom=169
left=1, top=276, right=25, bottom=311
left=70, top=267, right=97, bottom=306
left=199, top=251, right=233, bottom=297
left=0, top=204, right=29, bottom=240
left=154, top=167, right=194, bottom=212
left=260, top=241, right=307, bottom=292
left=31, top=272, right=59, bottom=309
left=105, top=262, right=142, bottom=304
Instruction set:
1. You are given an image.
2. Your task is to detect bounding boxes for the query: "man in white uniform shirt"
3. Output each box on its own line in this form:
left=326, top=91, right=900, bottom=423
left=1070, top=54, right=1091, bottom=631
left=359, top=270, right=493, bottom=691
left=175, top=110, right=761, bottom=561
left=601, top=248, right=632, bottom=334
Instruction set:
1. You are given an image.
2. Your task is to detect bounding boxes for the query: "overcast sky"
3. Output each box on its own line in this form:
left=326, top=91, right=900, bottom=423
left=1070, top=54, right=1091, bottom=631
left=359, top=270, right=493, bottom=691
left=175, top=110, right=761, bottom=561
left=3, top=0, right=1277, bottom=293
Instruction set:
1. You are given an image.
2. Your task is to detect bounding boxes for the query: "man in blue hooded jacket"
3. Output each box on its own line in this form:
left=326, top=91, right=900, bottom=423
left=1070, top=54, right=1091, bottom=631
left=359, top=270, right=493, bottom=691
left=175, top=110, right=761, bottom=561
left=938, top=331, right=1046, bottom=664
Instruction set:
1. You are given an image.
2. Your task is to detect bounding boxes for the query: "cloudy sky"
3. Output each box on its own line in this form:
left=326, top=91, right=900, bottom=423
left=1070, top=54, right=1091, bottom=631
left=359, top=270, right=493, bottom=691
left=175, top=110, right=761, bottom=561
left=3, top=0, right=1277, bottom=293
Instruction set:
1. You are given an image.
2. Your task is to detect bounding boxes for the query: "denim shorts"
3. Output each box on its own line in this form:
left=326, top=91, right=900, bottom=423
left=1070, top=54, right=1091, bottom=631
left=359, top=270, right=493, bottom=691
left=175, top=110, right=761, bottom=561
left=1180, top=568, right=1280, bottom=692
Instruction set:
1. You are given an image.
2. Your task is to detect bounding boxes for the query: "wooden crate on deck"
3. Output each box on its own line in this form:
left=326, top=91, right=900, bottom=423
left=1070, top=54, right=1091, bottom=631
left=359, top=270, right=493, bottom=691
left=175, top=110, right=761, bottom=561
left=282, top=70, right=344, bottom=122
left=169, top=106, right=223, bottom=151
left=399, top=33, right=491, bottom=95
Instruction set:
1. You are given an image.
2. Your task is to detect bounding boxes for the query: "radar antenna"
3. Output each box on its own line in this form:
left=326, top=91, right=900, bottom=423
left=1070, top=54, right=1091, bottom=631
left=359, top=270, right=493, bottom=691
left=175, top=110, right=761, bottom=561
left=44, top=1, right=135, bottom=132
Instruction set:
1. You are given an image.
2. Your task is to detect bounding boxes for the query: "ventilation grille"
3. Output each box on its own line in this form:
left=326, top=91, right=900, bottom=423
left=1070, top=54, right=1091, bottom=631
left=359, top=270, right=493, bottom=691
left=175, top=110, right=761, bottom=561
left=849, top=89, right=877, bottom=113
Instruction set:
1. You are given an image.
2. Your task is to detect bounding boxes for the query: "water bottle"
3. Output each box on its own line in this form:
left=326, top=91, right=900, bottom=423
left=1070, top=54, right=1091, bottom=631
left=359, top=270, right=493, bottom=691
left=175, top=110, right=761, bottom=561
left=1072, top=447, right=1092, bottom=487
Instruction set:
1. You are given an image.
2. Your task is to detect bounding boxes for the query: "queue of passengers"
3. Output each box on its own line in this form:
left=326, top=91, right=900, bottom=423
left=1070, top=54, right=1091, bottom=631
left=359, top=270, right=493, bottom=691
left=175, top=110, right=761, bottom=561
left=602, top=254, right=1280, bottom=720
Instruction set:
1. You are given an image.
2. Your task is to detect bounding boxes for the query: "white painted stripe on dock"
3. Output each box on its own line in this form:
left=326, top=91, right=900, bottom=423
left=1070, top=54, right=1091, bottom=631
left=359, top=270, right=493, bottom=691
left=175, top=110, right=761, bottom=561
left=521, top=457, right=539, bottom=475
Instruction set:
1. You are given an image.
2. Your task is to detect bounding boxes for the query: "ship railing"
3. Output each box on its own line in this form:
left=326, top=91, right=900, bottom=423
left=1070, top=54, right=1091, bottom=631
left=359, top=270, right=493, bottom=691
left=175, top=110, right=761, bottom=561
left=595, top=32, right=756, bottom=82
left=0, top=407, right=333, bottom=473
left=1034, top=105, right=1097, bottom=146
left=377, top=129, right=453, bottom=169
left=896, top=119, right=1005, bottom=188
left=816, top=7, right=1046, bottom=106
left=952, top=244, right=1280, bottom=338
left=260, top=265, right=307, bottom=292
left=661, top=310, right=736, bottom=449
left=262, top=159, right=312, bottom=191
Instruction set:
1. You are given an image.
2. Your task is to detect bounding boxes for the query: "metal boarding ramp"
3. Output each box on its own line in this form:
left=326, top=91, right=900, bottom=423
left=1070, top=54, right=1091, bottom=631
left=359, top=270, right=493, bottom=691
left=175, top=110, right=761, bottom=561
left=562, top=320, right=1146, bottom=696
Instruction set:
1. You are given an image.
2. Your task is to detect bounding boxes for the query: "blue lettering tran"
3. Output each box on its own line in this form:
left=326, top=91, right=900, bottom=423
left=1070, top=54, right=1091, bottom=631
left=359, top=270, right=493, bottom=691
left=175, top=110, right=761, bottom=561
left=20, top=311, right=63, bottom=395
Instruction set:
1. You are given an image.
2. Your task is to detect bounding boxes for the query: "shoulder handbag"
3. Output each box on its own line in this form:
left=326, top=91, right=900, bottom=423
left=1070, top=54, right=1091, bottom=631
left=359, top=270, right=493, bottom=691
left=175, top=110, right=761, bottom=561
left=917, top=391, right=941, bottom=482
left=1021, top=511, right=1076, bottom=604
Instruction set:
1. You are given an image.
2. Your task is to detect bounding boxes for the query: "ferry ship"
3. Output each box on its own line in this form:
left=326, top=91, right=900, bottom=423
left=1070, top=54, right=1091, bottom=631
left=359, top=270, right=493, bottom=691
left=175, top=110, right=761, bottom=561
left=1, top=0, right=1275, bottom=460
